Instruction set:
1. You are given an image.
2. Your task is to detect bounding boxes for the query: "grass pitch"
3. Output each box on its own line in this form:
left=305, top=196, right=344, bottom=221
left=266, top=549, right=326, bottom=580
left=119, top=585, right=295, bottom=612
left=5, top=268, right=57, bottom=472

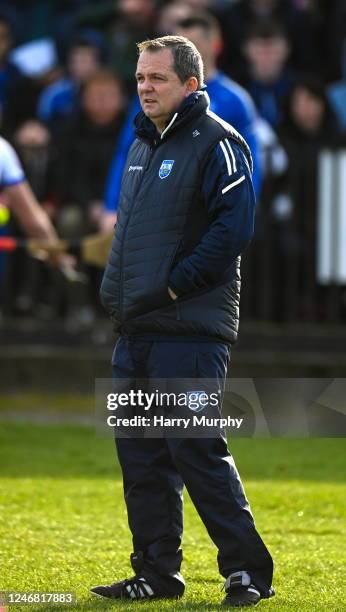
left=0, top=422, right=345, bottom=611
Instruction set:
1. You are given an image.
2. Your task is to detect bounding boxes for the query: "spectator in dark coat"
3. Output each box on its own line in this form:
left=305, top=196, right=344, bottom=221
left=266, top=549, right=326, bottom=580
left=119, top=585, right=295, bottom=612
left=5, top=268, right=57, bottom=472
left=47, top=69, right=125, bottom=324
left=241, top=20, right=296, bottom=127
left=214, top=0, right=323, bottom=80
left=37, top=29, right=107, bottom=130
left=279, top=77, right=339, bottom=150
left=270, top=77, right=340, bottom=320
left=54, top=69, right=125, bottom=238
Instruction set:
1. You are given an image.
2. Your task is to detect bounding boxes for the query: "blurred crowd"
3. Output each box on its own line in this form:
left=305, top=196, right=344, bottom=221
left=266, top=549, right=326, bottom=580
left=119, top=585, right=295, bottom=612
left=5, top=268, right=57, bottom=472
left=0, top=0, right=346, bottom=328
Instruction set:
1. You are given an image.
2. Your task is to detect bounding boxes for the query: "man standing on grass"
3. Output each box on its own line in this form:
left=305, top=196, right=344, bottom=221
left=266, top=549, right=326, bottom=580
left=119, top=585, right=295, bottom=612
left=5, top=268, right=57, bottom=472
left=94, top=36, right=274, bottom=607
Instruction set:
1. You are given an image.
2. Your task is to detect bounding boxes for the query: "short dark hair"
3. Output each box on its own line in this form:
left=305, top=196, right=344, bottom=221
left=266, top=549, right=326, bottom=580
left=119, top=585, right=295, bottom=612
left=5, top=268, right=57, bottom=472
left=177, top=12, right=221, bottom=36
left=69, top=29, right=108, bottom=63
left=245, top=19, right=288, bottom=42
left=137, top=35, right=204, bottom=88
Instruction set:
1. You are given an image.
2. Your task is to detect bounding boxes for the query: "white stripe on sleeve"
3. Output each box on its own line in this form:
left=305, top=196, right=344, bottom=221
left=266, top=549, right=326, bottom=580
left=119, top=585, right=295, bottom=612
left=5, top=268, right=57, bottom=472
left=219, top=141, right=232, bottom=175
left=225, top=139, right=237, bottom=173
left=222, top=175, right=245, bottom=194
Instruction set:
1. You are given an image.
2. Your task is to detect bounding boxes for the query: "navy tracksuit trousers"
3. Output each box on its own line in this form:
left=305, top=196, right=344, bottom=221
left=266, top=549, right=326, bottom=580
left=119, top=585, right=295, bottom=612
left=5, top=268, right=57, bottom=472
left=112, top=336, right=273, bottom=597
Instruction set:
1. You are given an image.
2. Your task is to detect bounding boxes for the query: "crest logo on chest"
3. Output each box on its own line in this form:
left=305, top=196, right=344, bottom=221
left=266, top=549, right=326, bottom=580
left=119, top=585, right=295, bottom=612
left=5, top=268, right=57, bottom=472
left=159, top=160, right=175, bottom=179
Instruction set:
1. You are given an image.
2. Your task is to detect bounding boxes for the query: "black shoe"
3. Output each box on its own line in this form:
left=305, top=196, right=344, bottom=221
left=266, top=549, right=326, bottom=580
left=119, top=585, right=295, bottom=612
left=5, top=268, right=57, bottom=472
left=222, top=571, right=275, bottom=608
left=91, top=575, right=183, bottom=600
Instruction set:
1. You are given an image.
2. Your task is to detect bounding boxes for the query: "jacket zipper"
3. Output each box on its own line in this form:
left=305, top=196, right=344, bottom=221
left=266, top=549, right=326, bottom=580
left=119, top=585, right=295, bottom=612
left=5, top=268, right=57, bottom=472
left=118, top=145, right=156, bottom=322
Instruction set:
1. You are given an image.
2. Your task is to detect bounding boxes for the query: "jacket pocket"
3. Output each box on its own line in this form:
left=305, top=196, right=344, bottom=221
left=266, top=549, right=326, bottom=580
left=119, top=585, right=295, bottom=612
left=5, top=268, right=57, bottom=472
left=173, top=284, right=213, bottom=320
left=123, top=241, right=182, bottom=321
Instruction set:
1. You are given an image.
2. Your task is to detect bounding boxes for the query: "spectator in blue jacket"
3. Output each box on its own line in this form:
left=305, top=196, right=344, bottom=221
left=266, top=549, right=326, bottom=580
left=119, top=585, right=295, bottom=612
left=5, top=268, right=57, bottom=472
left=100, top=12, right=262, bottom=232
left=241, top=20, right=296, bottom=128
left=37, top=29, right=107, bottom=130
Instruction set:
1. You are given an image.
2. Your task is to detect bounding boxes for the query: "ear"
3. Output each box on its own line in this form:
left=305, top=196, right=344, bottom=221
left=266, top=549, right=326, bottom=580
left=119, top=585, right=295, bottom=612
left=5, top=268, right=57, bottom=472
left=185, top=76, right=199, bottom=96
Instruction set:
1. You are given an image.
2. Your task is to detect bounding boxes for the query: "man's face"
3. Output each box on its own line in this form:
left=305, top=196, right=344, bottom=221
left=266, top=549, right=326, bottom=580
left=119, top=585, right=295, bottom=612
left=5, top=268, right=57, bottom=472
left=291, top=87, right=324, bottom=133
left=244, top=36, right=289, bottom=82
left=68, top=46, right=100, bottom=84
left=83, top=81, right=124, bottom=126
left=136, top=48, right=195, bottom=131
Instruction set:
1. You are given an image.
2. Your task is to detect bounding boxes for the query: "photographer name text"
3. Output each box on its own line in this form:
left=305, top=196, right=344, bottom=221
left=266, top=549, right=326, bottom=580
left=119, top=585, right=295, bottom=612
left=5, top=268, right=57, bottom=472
left=106, top=415, right=243, bottom=429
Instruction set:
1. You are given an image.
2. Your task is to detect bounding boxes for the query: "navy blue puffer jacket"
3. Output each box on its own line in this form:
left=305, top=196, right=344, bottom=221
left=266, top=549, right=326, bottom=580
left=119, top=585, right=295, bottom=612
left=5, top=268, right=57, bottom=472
left=100, top=91, right=255, bottom=344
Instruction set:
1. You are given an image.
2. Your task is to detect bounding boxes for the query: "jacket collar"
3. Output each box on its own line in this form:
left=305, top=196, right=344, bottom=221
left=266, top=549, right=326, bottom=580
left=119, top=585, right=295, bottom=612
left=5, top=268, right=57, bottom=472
left=134, top=90, right=210, bottom=146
